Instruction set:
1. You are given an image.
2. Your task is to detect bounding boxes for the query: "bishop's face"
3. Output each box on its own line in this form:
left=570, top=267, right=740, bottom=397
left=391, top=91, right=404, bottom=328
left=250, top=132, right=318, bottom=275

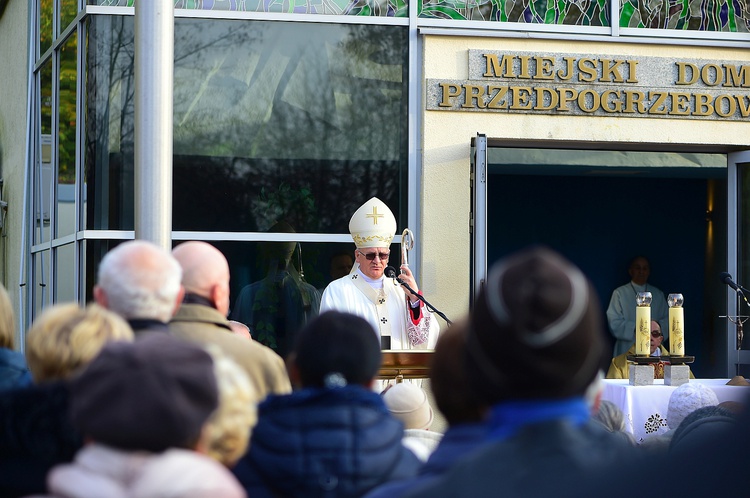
left=355, top=247, right=391, bottom=280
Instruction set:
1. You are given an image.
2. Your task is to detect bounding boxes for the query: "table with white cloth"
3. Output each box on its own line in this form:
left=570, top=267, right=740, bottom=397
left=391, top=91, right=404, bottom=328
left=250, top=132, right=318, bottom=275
left=600, top=379, right=750, bottom=443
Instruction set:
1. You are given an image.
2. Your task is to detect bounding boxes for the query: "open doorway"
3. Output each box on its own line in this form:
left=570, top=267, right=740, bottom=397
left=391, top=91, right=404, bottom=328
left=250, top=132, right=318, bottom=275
left=475, top=145, right=727, bottom=377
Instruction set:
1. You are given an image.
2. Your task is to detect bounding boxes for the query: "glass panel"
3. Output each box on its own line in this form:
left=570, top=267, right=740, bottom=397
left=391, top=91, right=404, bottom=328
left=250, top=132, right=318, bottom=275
left=84, top=17, right=135, bottom=230
left=620, top=0, right=750, bottom=31
left=738, top=165, right=750, bottom=353
left=89, top=0, right=406, bottom=16
left=33, top=250, right=50, bottom=320
left=58, top=35, right=78, bottom=238
left=54, top=243, right=77, bottom=302
left=40, top=0, right=54, bottom=55
left=84, top=239, right=120, bottom=303
left=35, top=62, right=54, bottom=245
left=61, top=0, right=79, bottom=33
left=419, top=0, right=610, bottom=25
left=82, top=239, right=356, bottom=355
left=197, top=240, right=356, bottom=358
left=86, top=17, right=409, bottom=232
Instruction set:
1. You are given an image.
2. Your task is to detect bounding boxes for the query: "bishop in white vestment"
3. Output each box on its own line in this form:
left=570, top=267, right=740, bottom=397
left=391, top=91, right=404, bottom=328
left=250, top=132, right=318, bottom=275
left=320, top=197, right=439, bottom=352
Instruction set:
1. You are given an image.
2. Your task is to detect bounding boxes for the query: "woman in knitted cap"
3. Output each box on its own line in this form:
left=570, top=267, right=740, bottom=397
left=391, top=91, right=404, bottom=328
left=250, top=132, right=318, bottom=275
left=0, top=304, right=134, bottom=497
left=43, top=333, right=245, bottom=498
left=231, top=310, right=421, bottom=497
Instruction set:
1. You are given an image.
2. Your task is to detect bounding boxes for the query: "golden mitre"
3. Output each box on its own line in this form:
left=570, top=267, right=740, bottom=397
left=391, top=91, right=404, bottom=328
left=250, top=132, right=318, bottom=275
left=349, top=197, right=397, bottom=249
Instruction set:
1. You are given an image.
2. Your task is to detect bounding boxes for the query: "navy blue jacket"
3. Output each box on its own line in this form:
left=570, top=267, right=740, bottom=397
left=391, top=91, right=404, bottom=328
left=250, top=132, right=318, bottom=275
left=0, top=348, right=32, bottom=392
left=232, top=385, right=421, bottom=498
left=364, top=422, right=488, bottom=498
left=0, top=382, right=82, bottom=497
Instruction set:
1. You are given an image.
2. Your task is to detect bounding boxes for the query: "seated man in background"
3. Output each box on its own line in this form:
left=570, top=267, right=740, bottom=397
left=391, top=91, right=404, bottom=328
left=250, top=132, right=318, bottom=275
left=606, top=321, right=693, bottom=379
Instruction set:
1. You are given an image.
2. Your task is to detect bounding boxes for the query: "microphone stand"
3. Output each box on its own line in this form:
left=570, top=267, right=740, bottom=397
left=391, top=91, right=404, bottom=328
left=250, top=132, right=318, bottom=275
left=392, top=275, right=452, bottom=326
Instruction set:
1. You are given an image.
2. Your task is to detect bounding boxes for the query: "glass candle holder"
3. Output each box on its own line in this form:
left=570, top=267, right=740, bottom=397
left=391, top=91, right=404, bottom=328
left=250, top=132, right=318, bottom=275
left=635, top=292, right=652, bottom=356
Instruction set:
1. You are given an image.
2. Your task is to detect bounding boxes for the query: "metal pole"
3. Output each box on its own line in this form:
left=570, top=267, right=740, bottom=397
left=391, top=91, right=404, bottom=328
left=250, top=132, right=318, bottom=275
left=134, top=0, right=174, bottom=250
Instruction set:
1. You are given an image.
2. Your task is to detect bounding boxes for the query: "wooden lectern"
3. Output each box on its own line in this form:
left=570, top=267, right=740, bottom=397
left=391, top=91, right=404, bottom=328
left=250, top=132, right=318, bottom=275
left=377, top=350, right=433, bottom=382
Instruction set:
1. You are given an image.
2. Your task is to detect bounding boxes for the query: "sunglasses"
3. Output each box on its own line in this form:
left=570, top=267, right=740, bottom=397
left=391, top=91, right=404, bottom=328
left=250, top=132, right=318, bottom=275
left=357, top=250, right=390, bottom=261
left=651, top=330, right=662, bottom=337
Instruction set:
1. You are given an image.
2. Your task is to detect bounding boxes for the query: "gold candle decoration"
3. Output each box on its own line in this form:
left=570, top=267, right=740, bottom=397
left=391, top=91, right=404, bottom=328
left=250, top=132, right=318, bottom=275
left=668, top=293, right=685, bottom=356
left=635, top=292, right=652, bottom=356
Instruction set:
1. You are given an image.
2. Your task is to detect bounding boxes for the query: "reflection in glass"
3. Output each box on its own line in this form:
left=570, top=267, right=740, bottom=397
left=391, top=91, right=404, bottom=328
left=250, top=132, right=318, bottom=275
left=84, top=240, right=121, bottom=302
left=58, top=35, right=78, bottom=237
left=40, top=0, right=54, bottom=55
left=91, top=0, right=407, bottom=16
left=33, top=250, right=50, bottom=321
left=223, top=239, right=358, bottom=357
left=85, top=17, right=408, bottom=232
left=55, top=244, right=76, bottom=303
left=36, top=62, right=54, bottom=245
left=61, top=0, right=79, bottom=33
left=81, top=238, right=359, bottom=352
left=229, top=223, right=321, bottom=358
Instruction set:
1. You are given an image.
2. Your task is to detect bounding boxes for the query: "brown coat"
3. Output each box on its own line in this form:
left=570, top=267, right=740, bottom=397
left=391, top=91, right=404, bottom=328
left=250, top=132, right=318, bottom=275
left=169, top=304, right=291, bottom=402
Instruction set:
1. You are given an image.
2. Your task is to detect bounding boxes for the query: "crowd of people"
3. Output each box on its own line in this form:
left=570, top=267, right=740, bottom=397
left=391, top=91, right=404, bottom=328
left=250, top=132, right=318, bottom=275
left=1, top=199, right=749, bottom=497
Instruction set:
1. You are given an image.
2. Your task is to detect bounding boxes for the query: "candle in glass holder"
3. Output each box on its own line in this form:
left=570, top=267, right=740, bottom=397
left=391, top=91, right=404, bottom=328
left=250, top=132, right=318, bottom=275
left=668, top=293, right=685, bottom=356
left=635, top=292, right=652, bottom=356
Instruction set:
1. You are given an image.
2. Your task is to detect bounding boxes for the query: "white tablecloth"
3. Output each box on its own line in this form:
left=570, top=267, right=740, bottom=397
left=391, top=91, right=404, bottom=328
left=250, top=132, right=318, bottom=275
left=600, top=379, right=750, bottom=443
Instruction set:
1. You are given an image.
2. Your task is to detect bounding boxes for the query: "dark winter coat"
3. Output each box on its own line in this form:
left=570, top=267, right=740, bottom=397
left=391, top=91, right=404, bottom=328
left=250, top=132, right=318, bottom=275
left=232, top=385, right=421, bottom=498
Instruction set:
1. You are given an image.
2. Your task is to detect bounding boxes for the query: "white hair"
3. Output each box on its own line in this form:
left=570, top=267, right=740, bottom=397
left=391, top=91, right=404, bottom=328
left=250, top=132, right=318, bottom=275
left=97, top=240, right=182, bottom=322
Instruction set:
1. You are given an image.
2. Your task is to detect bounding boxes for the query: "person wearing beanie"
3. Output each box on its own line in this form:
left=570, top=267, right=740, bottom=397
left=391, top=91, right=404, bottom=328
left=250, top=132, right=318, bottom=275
left=43, top=333, right=245, bottom=498
left=232, top=310, right=422, bottom=498
left=640, top=381, right=720, bottom=454
left=401, top=246, right=638, bottom=498
left=0, top=304, right=134, bottom=498
left=668, top=382, right=720, bottom=430
left=382, top=382, right=442, bottom=461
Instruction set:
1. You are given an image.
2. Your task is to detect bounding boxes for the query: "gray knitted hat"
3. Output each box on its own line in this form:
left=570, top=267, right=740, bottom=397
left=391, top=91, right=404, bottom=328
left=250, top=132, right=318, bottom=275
left=467, top=246, right=606, bottom=405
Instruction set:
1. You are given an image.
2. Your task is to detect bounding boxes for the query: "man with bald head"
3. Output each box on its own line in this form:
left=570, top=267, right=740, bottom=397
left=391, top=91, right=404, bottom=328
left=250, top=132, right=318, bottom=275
left=94, top=240, right=184, bottom=334
left=169, top=241, right=291, bottom=401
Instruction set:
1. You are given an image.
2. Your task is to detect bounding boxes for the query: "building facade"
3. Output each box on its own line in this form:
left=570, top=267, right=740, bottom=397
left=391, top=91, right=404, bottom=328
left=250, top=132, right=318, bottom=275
left=1, top=0, right=750, bottom=376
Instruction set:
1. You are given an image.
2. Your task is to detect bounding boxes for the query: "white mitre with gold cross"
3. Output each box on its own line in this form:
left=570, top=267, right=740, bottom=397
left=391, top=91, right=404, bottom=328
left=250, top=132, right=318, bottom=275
left=349, top=197, right=397, bottom=249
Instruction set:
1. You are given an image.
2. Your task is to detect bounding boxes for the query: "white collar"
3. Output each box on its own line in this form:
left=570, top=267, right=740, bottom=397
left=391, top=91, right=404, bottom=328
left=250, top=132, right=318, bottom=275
left=357, top=267, right=384, bottom=289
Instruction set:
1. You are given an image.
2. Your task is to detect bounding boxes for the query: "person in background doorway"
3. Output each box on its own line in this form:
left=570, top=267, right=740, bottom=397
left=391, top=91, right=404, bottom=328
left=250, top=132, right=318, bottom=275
left=606, top=256, right=668, bottom=357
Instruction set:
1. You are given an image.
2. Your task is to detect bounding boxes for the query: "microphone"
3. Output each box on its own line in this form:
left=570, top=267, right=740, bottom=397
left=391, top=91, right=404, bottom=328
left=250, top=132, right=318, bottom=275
left=720, top=272, right=750, bottom=305
left=384, top=266, right=400, bottom=280
left=720, top=272, right=741, bottom=291
left=384, top=266, right=453, bottom=326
